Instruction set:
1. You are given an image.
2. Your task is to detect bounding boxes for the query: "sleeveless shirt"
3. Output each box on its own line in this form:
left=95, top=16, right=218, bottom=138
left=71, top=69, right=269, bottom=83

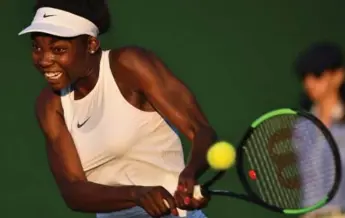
left=60, top=50, right=187, bottom=207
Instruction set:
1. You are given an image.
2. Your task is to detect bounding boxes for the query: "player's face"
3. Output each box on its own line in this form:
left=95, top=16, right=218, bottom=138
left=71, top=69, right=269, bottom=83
left=31, top=33, right=89, bottom=91
left=303, top=70, right=344, bottom=102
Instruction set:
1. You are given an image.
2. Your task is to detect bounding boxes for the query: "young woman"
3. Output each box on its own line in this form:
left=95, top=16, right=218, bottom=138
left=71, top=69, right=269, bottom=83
left=295, top=42, right=345, bottom=218
left=19, top=0, right=216, bottom=217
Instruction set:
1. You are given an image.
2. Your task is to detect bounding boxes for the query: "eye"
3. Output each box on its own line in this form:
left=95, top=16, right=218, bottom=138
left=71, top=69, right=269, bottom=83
left=52, top=47, right=67, bottom=54
left=32, top=43, right=41, bottom=52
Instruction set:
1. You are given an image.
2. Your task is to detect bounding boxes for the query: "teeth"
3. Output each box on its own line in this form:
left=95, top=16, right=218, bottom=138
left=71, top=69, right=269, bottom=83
left=45, top=72, right=62, bottom=80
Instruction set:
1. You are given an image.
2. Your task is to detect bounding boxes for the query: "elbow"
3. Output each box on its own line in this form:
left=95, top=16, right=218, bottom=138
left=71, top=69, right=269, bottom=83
left=63, top=197, right=83, bottom=212
left=60, top=182, right=87, bottom=212
left=64, top=201, right=80, bottom=212
left=62, top=192, right=82, bottom=212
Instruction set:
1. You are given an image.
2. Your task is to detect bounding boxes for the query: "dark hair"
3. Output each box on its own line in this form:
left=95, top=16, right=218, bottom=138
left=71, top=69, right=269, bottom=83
left=34, top=0, right=110, bottom=35
left=294, top=41, right=345, bottom=111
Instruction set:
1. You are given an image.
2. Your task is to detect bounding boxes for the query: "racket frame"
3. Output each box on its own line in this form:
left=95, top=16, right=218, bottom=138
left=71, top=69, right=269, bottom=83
left=201, top=108, right=342, bottom=215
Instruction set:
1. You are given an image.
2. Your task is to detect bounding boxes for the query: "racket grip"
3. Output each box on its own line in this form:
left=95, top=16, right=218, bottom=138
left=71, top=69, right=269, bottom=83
left=163, top=185, right=204, bottom=208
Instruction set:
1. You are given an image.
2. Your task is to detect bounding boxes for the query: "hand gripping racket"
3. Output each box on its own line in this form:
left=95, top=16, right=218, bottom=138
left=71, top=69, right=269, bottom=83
left=188, top=108, right=341, bottom=215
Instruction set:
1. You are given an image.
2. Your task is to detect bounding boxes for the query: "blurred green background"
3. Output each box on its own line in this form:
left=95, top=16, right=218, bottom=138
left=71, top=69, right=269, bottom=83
left=3, top=0, right=345, bottom=217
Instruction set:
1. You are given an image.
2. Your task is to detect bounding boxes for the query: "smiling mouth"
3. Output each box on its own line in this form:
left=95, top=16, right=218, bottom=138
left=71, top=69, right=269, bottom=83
left=44, top=72, right=63, bottom=80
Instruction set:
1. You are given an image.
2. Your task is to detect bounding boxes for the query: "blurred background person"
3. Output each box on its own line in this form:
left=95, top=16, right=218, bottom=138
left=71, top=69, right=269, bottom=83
left=294, top=42, right=345, bottom=218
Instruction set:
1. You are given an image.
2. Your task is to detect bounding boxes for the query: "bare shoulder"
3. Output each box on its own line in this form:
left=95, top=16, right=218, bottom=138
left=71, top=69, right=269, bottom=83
left=110, top=46, right=152, bottom=60
left=109, top=46, right=158, bottom=71
left=108, top=46, right=166, bottom=92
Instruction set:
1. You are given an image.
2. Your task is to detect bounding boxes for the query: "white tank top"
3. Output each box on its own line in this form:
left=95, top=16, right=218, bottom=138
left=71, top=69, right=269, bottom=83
left=61, top=50, right=186, bottom=202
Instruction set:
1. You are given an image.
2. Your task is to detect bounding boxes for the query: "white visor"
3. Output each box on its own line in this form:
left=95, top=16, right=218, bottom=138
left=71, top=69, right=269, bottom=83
left=18, top=7, right=99, bottom=37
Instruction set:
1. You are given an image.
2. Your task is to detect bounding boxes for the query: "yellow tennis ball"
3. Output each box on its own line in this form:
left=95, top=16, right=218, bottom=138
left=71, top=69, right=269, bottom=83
left=207, top=141, right=236, bottom=170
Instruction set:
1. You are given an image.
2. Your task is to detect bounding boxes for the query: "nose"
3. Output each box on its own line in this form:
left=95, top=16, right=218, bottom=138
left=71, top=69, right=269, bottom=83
left=38, top=52, right=54, bottom=68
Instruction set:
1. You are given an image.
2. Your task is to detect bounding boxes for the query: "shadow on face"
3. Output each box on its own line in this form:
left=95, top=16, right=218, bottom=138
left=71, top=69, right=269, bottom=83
left=30, top=32, right=90, bottom=91
left=303, top=69, right=345, bottom=103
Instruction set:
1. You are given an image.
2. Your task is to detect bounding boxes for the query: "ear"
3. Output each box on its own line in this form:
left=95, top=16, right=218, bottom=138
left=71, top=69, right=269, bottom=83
left=331, top=68, right=345, bottom=86
left=337, top=68, right=345, bottom=83
left=87, top=36, right=100, bottom=54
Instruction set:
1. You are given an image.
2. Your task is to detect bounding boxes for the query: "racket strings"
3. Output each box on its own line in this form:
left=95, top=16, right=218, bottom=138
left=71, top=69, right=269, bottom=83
left=245, top=145, right=291, bottom=207
left=246, top=115, right=300, bottom=209
left=242, top=114, right=336, bottom=210
left=294, top=118, right=335, bottom=207
left=249, top=124, right=289, bottom=205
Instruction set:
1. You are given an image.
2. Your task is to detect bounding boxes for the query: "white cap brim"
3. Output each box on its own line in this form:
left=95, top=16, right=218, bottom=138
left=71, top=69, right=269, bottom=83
left=18, top=23, right=78, bottom=37
left=18, top=7, right=99, bottom=37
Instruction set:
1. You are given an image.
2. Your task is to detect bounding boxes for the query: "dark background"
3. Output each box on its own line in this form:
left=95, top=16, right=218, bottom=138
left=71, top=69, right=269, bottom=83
left=3, top=0, right=345, bottom=217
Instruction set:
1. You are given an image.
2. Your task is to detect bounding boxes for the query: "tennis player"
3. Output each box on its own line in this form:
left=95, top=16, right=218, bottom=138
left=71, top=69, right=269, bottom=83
left=19, top=1, right=216, bottom=217
left=294, top=42, right=345, bottom=218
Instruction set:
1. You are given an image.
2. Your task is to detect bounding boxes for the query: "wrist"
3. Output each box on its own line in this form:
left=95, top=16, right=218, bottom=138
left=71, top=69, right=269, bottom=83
left=183, top=162, right=208, bottom=178
left=129, top=186, right=144, bottom=204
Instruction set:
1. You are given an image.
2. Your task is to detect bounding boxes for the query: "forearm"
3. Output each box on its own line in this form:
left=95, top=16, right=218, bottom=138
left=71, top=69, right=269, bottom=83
left=62, top=181, right=140, bottom=213
left=185, top=127, right=218, bottom=178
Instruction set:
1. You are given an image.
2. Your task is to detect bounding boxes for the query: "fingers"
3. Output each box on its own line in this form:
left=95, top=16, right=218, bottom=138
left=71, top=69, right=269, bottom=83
left=175, top=169, right=211, bottom=211
left=158, top=187, right=179, bottom=216
left=185, top=179, right=195, bottom=197
left=185, top=197, right=209, bottom=210
left=137, top=186, right=178, bottom=217
left=178, top=179, right=194, bottom=195
left=177, top=180, right=194, bottom=206
left=174, top=191, right=186, bottom=209
left=191, top=196, right=209, bottom=208
left=174, top=186, right=210, bottom=210
left=143, top=195, right=162, bottom=217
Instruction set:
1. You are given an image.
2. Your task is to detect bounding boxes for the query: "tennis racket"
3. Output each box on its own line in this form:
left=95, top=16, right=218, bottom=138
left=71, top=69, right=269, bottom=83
left=190, top=108, right=341, bottom=215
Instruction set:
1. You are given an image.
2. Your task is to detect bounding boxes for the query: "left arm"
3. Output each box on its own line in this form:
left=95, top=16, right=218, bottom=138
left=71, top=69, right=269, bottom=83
left=115, top=47, right=218, bottom=178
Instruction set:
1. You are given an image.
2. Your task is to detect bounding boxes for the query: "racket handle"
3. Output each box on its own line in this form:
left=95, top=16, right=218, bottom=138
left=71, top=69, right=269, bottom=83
left=163, top=185, right=204, bottom=208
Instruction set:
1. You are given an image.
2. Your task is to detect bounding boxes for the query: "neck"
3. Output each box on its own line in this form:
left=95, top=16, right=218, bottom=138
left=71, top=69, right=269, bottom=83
left=73, top=50, right=102, bottom=100
left=314, top=92, right=341, bottom=126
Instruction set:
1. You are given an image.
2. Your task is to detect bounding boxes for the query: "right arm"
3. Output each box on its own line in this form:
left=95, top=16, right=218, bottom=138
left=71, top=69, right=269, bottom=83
left=35, top=87, right=139, bottom=213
